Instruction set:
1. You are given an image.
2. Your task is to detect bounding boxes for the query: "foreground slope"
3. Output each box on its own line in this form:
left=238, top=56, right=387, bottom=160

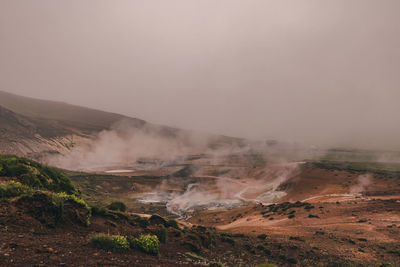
left=1, top=155, right=355, bottom=267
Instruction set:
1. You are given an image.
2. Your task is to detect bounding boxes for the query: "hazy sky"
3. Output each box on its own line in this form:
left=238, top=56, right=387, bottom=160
left=1, top=1, right=400, bottom=149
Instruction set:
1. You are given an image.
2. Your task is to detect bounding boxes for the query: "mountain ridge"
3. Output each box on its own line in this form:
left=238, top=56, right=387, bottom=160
left=0, top=91, right=246, bottom=160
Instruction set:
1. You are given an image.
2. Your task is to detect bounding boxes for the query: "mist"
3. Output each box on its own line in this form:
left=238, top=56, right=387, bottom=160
left=1, top=1, right=400, bottom=149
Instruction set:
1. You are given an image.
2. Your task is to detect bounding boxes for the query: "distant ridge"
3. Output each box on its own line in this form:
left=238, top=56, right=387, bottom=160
left=0, top=90, right=145, bottom=132
left=0, top=91, right=245, bottom=159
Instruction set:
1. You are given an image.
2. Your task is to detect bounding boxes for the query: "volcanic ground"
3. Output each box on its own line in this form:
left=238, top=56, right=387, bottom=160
left=65, top=152, right=400, bottom=266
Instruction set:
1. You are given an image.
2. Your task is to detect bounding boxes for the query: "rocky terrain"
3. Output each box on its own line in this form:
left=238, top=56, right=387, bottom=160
left=1, top=92, right=400, bottom=266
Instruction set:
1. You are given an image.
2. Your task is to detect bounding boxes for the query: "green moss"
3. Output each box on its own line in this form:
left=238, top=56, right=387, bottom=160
left=53, top=192, right=92, bottom=226
left=129, top=234, right=159, bottom=255
left=0, top=155, right=75, bottom=194
left=0, top=181, right=33, bottom=198
left=90, top=233, right=130, bottom=252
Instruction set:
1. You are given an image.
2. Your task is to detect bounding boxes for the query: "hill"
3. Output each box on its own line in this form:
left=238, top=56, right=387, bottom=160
left=0, top=90, right=138, bottom=132
left=0, top=91, right=246, bottom=162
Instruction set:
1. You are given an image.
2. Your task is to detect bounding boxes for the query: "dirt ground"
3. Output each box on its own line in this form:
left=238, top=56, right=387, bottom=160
left=2, top=157, right=400, bottom=266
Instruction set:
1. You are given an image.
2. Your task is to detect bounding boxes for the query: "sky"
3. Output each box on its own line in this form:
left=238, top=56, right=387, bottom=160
left=1, top=0, right=400, bottom=149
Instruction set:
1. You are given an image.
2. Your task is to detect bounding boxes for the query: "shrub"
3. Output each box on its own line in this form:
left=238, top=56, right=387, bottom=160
left=53, top=192, right=91, bottom=226
left=165, top=219, right=180, bottom=229
left=131, top=215, right=149, bottom=228
left=90, top=204, right=109, bottom=216
left=0, top=155, right=75, bottom=194
left=0, top=181, right=33, bottom=198
left=55, top=192, right=91, bottom=210
left=221, top=236, right=235, bottom=245
left=188, top=233, right=201, bottom=243
left=304, top=205, right=315, bottom=210
left=257, top=234, right=267, bottom=240
left=149, top=214, right=167, bottom=225
left=108, top=201, right=127, bottom=212
left=157, top=225, right=167, bottom=244
left=129, top=234, right=159, bottom=255
left=90, top=234, right=129, bottom=252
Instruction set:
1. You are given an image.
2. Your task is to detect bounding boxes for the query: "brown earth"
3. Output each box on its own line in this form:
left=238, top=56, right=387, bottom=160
left=0, top=193, right=349, bottom=267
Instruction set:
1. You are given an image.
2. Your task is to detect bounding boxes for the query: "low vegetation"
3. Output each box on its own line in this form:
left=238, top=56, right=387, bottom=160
left=165, top=218, right=180, bottom=229
left=0, top=155, right=75, bottom=193
left=90, top=234, right=130, bottom=252
left=267, top=201, right=312, bottom=213
left=129, top=234, right=160, bottom=255
left=156, top=225, right=167, bottom=243
left=108, top=201, right=127, bottom=212
left=0, top=156, right=92, bottom=226
left=0, top=180, right=33, bottom=198
left=313, top=160, right=400, bottom=177
left=91, top=233, right=160, bottom=255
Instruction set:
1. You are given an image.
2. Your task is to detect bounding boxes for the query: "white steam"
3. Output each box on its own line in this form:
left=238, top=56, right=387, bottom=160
left=139, top=162, right=302, bottom=218
left=350, top=174, right=373, bottom=194
left=46, top=119, right=218, bottom=171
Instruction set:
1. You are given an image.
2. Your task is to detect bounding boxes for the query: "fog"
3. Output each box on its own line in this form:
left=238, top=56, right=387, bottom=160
left=1, top=1, right=400, bottom=149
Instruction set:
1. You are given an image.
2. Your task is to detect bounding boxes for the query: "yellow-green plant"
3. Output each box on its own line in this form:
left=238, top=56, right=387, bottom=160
left=0, top=181, right=33, bottom=198
left=129, top=234, right=159, bottom=255
left=90, top=233, right=130, bottom=252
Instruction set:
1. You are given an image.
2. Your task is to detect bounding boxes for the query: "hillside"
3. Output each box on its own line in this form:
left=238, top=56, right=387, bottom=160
left=0, top=91, right=246, bottom=161
left=0, top=90, right=138, bottom=132
left=0, top=105, right=88, bottom=157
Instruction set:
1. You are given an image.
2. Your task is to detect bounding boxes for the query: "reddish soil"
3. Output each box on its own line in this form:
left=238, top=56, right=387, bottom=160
left=0, top=195, right=345, bottom=267
left=189, top=196, right=400, bottom=265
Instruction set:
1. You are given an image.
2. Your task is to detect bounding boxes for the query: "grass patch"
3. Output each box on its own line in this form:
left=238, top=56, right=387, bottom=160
left=0, top=181, right=33, bottom=198
left=313, top=160, right=400, bottom=177
left=129, top=234, right=159, bottom=255
left=0, top=155, right=75, bottom=194
left=90, top=233, right=130, bottom=252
